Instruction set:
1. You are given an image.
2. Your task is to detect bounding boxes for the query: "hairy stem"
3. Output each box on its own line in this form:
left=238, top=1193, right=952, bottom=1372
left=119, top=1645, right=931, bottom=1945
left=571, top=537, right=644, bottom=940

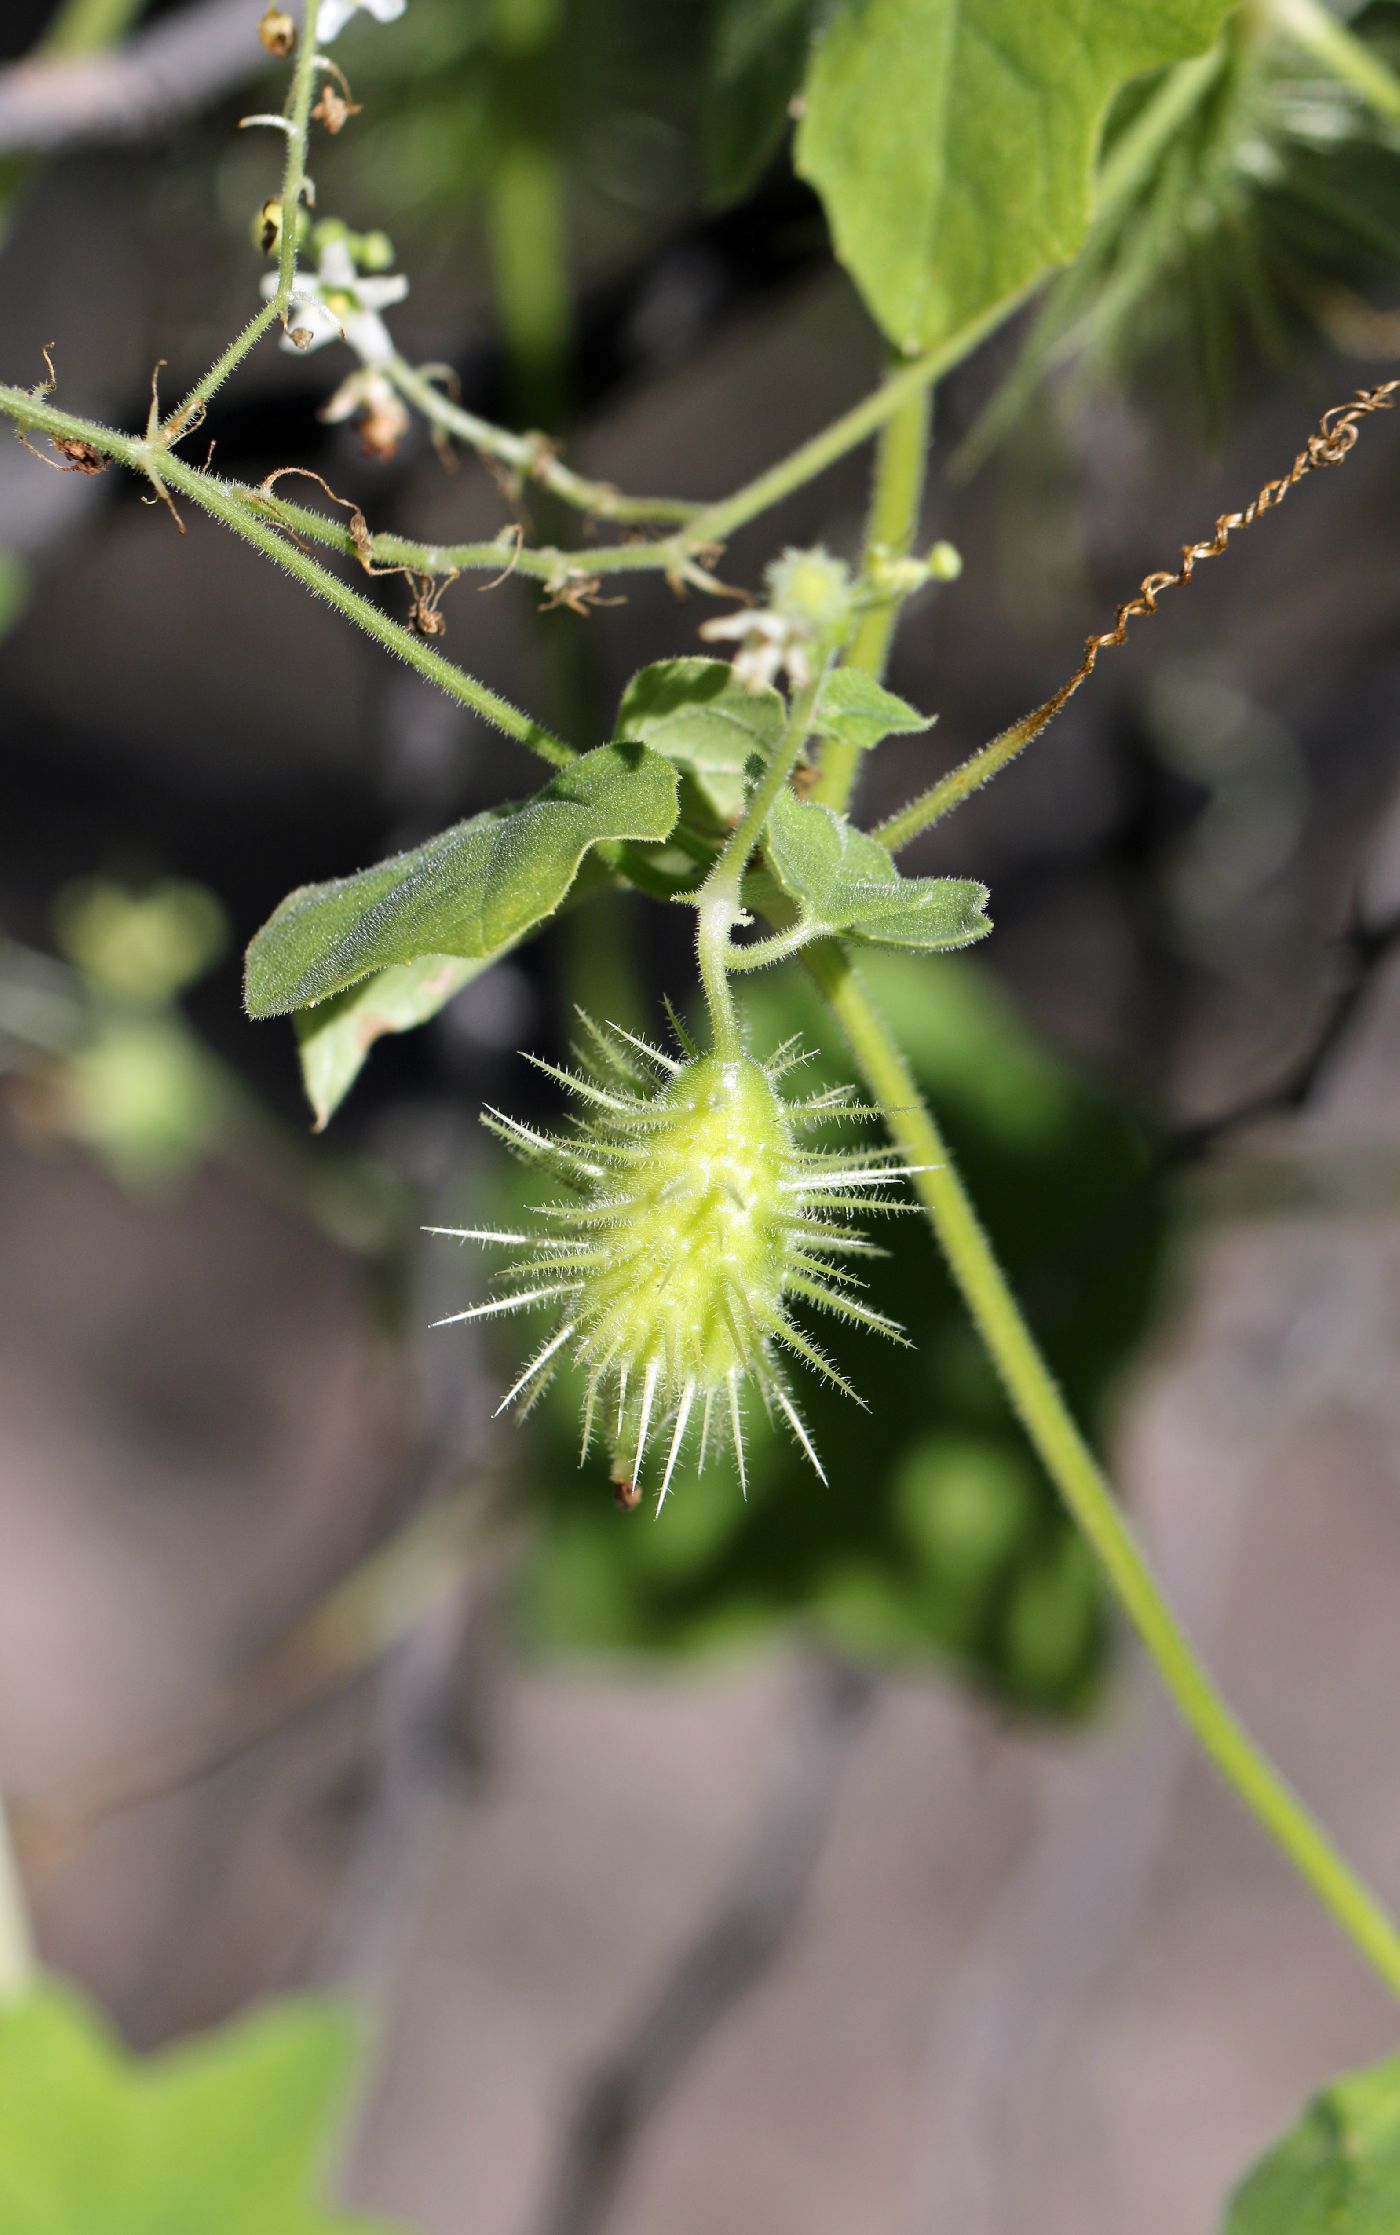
left=0, top=1795, right=34, bottom=2005
left=726, top=917, right=817, bottom=972
left=164, top=302, right=281, bottom=442
left=696, top=672, right=824, bottom=1055
left=874, top=700, right=1057, bottom=850
left=810, top=944, right=1400, bottom=2000
left=813, top=378, right=933, bottom=815
left=162, top=0, right=322, bottom=435
left=386, top=357, right=698, bottom=527
left=223, top=486, right=688, bottom=583
left=680, top=293, right=1023, bottom=554
left=276, top=0, right=322, bottom=308
left=0, top=384, right=571, bottom=764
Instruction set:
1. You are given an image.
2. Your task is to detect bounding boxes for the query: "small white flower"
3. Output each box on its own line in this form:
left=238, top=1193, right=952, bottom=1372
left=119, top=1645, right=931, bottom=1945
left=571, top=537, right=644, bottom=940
left=261, top=236, right=407, bottom=362
left=699, top=547, right=857, bottom=695
left=698, top=606, right=795, bottom=694
left=318, top=0, right=407, bottom=40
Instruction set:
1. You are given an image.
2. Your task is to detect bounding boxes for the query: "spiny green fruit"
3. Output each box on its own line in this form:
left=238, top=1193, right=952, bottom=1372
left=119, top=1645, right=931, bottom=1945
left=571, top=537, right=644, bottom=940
left=431, top=1020, right=918, bottom=1508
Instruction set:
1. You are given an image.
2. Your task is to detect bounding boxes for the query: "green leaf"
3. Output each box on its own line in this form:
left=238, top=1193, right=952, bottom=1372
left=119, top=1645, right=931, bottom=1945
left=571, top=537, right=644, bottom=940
left=703, top=0, right=824, bottom=203
left=0, top=1984, right=400, bottom=2233
left=245, top=742, right=678, bottom=1020
left=1222, top=2050, right=1400, bottom=2234
left=615, top=658, right=785, bottom=827
left=813, top=667, right=934, bottom=753
left=794, top=0, right=1236, bottom=352
left=296, top=953, right=486, bottom=1131
left=764, top=786, right=991, bottom=949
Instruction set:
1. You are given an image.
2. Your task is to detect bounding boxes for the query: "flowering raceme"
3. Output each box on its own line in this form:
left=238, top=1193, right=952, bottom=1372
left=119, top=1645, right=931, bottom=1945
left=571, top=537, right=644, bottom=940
left=432, top=1022, right=918, bottom=1508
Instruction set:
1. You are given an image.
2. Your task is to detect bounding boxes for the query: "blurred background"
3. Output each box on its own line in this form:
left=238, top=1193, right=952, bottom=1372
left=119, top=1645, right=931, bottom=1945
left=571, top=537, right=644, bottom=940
left=2, top=2, right=1400, bottom=2230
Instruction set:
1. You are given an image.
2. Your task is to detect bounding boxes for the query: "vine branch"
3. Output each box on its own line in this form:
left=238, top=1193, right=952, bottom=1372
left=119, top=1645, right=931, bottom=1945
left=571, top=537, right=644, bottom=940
left=0, top=382, right=572, bottom=764
left=808, top=941, right=1400, bottom=2001
left=876, top=378, right=1400, bottom=853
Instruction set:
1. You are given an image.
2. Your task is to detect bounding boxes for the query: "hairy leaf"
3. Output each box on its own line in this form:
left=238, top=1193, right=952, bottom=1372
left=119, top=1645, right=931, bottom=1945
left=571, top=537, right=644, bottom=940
left=616, top=657, right=784, bottom=827
left=814, top=667, right=935, bottom=753
left=0, top=1985, right=398, bottom=2234
left=245, top=743, right=678, bottom=1020
left=795, top=0, right=1236, bottom=352
left=765, top=786, right=990, bottom=949
left=1222, top=2050, right=1400, bottom=2234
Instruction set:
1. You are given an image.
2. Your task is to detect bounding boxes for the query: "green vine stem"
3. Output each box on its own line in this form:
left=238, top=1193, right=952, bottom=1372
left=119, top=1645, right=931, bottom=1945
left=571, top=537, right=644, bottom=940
left=696, top=671, right=825, bottom=1056
left=876, top=377, right=1400, bottom=855
left=679, top=294, right=1023, bottom=557
left=808, top=940, right=1400, bottom=2000
left=227, top=486, right=689, bottom=584
left=0, top=1794, right=34, bottom=2006
left=275, top=0, right=323, bottom=309
left=386, top=357, right=699, bottom=528
left=0, top=383, right=572, bottom=765
left=875, top=698, right=1059, bottom=851
left=160, top=0, right=321, bottom=437
left=813, top=379, right=933, bottom=816
left=1274, top=0, right=1400, bottom=126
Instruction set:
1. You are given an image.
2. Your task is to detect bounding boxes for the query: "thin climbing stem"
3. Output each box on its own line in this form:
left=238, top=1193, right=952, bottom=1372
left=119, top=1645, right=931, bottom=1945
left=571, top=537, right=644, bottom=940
left=809, top=942, right=1400, bottom=2000
left=813, top=378, right=933, bottom=816
left=726, top=917, right=818, bottom=972
left=0, top=1795, right=34, bottom=2004
left=695, top=670, right=825, bottom=1056
left=874, top=701, right=1055, bottom=851
left=386, top=356, right=699, bottom=527
left=680, top=293, right=1022, bottom=555
left=0, top=383, right=572, bottom=765
left=163, top=301, right=281, bottom=443
left=161, top=0, right=321, bottom=438
left=224, top=485, right=690, bottom=583
left=276, top=0, right=322, bottom=308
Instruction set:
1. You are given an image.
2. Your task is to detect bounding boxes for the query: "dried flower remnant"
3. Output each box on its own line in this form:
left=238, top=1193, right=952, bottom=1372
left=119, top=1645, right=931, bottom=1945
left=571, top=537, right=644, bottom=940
left=320, top=366, right=410, bottom=459
left=258, top=8, right=296, bottom=57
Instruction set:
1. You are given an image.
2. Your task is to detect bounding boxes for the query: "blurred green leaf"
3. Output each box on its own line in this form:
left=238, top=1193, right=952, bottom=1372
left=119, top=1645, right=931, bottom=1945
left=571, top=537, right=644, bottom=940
left=506, top=951, right=1171, bottom=1711
left=0, top=1985, right=399, bottom=2233
left=764, top=787, right=991, bottom=949
left=244, top=744, right=678, bottom=1020
left=54, top=880, right=227, bottom=1005
left=703, top=0, right=824, bottom=202
left=0, top=550, right=29, bottom=642
left=794, top=0, right=1236, bottom=351
left=1222, top=2048, right=1400, bottom=2232
left=813, top=666, right=935, bottom=753
left=63, top=1016, right=224, bottom=1190
left=616, top=657, right=784, bottom=828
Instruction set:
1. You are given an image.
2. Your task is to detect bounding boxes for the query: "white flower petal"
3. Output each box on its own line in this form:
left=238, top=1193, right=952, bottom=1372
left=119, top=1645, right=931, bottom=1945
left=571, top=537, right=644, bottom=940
left=342, top=307, right=395, bottom=363
left=318, top=0, right=407, bottom=39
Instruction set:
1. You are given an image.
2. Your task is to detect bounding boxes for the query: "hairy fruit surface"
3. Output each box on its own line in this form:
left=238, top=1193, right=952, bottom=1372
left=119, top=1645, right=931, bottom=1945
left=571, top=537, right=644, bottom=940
left=431, top=1022, right=917, bottom=1507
